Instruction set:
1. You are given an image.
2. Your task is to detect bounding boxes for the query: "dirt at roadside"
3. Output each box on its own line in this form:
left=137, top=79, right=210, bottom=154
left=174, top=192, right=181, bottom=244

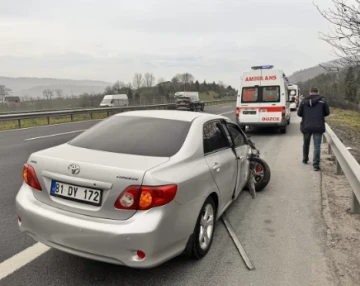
left=320, top=143, right=360, bottom=286
left=329, top=124, right=360, bottom=164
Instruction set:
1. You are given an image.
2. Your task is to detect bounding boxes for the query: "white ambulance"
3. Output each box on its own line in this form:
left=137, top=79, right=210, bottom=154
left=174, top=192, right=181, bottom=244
left=235, top=65, right=291, bottom=134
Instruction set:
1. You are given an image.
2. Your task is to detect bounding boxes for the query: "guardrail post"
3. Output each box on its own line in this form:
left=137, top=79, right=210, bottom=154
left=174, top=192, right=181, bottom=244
left=328, top=144, right=332, bottom=155
left=90, top=113, right=93, bottom=120
left=352, top=193, right=360, bottom=214
left=107, top=111, right=110, bottom=117
left=18, top=119, right=21, bottom=128
left=47, top=116, right=50, bottom=125
left=323, top=134, right=327, bottom=143
left=70, top=114, right=73, bottom=122
left=336, top=160, right=343, bottom=175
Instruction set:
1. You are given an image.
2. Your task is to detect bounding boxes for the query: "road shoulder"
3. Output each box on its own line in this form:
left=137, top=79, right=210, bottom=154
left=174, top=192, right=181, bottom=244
left=320, top=142, right=360, bottom=286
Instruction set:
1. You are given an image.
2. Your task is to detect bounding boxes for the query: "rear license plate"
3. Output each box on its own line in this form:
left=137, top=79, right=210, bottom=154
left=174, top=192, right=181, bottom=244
left=50, top=181, right=102, bottom=206
left=243, top=110, right=256, bottom=114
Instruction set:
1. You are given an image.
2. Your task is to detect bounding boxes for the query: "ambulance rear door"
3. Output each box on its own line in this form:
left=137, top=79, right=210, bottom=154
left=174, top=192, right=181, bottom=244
left=257, top=68, right=283, bottom=124
left=239, top=70, right=263, bottom=124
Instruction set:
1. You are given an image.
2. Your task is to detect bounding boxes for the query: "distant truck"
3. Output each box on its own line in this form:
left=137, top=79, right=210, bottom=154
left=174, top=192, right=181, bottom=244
left=100, top=94, right=128, bottom=107
left=175, top=91, right=204, bottom=112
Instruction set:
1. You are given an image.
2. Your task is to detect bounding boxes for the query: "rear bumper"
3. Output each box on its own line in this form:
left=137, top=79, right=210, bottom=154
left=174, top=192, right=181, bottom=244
left=15, top=184, right=189, bottom=268
left=176, top=104, right=191, bottom=109
left=237, top=118, right=287, bottom=127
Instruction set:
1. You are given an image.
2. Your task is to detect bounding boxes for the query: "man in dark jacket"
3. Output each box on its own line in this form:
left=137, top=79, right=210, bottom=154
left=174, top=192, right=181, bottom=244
left=297, top=87, right=330, bottom=171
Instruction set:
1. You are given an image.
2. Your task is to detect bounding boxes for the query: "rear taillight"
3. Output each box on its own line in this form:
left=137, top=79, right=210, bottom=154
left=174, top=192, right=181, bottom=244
left=236, top=107, right=240, bottom=118
left=23, top=164, right=42, bottom=191
left=114, top=185, right=177, bottom=210
left=282, top=107, right=286, bottom=118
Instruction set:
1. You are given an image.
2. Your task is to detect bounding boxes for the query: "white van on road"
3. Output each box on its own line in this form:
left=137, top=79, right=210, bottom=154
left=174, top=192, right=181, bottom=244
left=100, top=94, right=129, bottom=107
left=236, top=65, right=291, bottom=134
left=288, top=84, right=300, bottom=111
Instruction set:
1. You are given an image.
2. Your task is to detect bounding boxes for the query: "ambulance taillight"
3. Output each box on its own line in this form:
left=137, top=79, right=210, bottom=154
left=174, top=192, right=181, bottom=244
left=236, top=107, right=240, bottom=118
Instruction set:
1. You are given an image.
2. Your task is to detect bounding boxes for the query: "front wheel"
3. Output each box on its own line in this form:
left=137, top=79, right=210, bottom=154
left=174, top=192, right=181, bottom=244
left=250, top=157, right=271, bottom=192
left=190, top=197, right=216, bottom=259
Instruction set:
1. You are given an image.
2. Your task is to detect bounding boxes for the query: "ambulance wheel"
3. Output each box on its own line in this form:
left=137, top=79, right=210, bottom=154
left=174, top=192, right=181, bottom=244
left=280, top=126, right=287, bottom=134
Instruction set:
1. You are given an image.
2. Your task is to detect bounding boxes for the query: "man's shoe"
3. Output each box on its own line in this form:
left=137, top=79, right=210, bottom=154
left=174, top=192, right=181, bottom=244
left=302, top=159, right=308, bottom=164
left=314, top=167, right=320, bottom=171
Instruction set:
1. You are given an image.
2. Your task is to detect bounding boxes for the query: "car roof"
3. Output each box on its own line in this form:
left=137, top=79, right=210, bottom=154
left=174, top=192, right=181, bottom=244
left=116, top=109, right=227, bottom=122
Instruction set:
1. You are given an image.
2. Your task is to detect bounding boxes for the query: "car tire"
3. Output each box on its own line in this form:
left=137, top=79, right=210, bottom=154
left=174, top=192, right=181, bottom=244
left=251, top=157, right=271, bottom=192
left=280, top=126, right=287, bottom=134
left=190, top=197, right=216, bottom=260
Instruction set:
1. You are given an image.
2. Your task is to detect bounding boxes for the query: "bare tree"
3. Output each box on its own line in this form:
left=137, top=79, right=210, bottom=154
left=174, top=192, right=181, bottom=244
left=112, top=81, right=126, bottom=93
left=54, top=89, right=63, bottom=98
left=133, top=73, right=144, bottom=90
left=104, top=86, right=114, bottom=95
left=157, top=77, right=166, bottom=85
left=181, top=73, right=195, bottom=84
left=144, top=73, right=156, bottom=87
left=315, top=0, right=360, bottom=71
left=218, top=80, right=225, bottom=88
left=179, top=73, right=195, bottom=91
left=42, top=89, right=53, bottom=100
left=0, top=85, right=11, bottom=103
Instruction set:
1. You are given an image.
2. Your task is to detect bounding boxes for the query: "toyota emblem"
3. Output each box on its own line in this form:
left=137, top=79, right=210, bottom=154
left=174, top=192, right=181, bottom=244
left=68, top=163, right=80, bottom=175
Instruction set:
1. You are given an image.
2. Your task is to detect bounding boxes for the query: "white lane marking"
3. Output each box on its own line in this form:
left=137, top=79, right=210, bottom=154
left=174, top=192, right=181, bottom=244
left=0, top=242, right=50, bottom=280
left=25, top=130, right=85, bottom=141
left=219, top=111, right=234, bottom=115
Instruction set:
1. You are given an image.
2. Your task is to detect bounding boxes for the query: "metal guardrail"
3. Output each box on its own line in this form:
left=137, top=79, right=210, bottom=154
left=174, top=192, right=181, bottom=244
left=323, top=123, right=360, bottom=214
left=0, top=99, right=236, bottom=129
left=0, top=107, right=87, bottom=115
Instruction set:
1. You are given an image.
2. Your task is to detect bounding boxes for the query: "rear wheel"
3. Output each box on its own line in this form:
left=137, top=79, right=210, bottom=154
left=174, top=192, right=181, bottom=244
left=279, top=125, right=287, bottom=134
left=190, top=197, right=216, bottom=259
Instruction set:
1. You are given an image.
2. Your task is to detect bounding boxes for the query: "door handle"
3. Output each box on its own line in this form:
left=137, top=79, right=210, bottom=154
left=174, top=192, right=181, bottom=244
left=213, top=163, right=221, bottom=171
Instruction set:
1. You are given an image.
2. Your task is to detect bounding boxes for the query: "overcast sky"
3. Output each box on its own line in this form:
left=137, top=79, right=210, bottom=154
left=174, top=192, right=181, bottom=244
left=0, top=0, right=336, bottom=88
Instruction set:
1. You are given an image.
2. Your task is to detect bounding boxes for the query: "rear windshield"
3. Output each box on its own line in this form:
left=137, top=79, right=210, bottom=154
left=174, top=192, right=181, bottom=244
left=69, top=115, right=191, bottom=157
left=241, top=86, right=280, bottom=103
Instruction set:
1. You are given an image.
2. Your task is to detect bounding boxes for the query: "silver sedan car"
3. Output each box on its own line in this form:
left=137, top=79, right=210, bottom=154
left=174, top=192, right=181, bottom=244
left=16, top=110, right=251, bottom=268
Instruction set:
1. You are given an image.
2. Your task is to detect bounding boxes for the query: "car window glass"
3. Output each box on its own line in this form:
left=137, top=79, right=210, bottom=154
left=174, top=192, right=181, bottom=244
left=69, top=115, right=191, bottom=157
left=227, top=124, right=245, bottom=147
left=219, top=122, right=233, bottom=146
left=203, top=121, right=231, bottom=154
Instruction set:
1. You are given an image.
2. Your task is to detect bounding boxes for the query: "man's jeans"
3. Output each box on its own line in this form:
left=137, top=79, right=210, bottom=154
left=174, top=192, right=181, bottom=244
left=303, top=132, right=323, bottom=168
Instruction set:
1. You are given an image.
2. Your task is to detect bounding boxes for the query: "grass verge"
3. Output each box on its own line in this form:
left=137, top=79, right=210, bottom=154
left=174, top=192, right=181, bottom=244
left=327, top=107, right=360, bottom=133
left=0, top=112, right=108, bottom=131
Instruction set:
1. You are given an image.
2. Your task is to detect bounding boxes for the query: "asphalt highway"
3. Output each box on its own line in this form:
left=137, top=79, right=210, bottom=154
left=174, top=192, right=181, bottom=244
left=0, top=103, right=337, bottom=286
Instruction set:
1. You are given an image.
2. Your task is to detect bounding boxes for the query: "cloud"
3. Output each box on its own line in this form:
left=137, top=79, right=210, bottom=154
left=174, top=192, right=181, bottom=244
left=0, top=0, right=337, bottom=88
